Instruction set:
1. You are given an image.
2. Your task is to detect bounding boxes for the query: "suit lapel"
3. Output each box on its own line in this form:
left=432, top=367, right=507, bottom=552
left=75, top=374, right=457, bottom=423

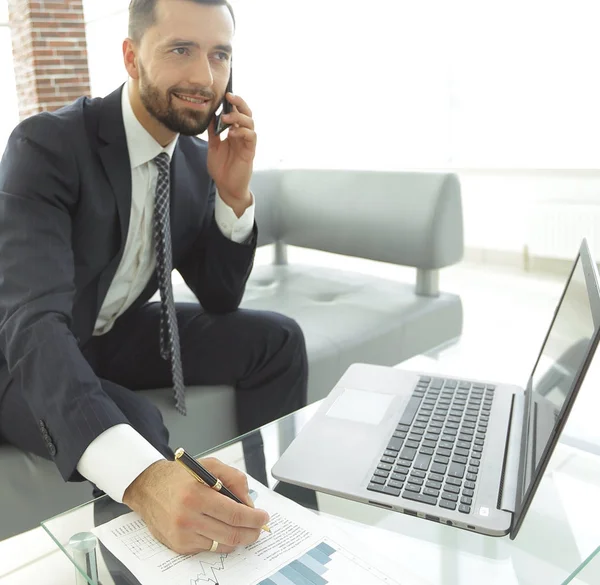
left=97, top=85, right=132, bottom=248
left=95, top=86, right=132, bottom=313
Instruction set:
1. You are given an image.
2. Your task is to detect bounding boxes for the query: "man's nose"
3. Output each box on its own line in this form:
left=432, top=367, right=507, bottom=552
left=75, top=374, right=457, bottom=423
left=189, top=56, right=214, bottom=87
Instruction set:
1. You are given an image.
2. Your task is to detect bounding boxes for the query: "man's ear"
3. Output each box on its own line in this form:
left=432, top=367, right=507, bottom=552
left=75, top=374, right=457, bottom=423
left=123, top=38, right=140, bottom=80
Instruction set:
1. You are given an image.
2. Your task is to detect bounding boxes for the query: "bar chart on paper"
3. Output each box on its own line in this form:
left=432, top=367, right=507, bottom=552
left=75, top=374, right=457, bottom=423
left=257, top=540, right=402, bottom=585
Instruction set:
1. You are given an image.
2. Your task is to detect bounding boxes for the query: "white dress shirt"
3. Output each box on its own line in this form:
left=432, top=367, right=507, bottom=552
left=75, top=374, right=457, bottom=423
left=76, top=84, right=255, bottom=503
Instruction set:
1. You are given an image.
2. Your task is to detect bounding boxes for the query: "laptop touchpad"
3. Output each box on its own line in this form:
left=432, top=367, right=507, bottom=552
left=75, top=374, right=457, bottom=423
left=326, top=388, right=395, bottom=425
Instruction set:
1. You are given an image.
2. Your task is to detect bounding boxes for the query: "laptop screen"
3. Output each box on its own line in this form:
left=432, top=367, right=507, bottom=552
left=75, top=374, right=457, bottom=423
left=512, top=240, right=600, bottom=537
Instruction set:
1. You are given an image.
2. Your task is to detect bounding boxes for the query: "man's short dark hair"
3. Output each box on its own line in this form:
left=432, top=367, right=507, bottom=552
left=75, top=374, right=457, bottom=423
left=128, top=0, right=235, bottom=42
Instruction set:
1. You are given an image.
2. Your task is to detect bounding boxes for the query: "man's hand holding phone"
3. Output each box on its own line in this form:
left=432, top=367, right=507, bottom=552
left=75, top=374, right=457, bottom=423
left=207, top=93, right=256, bottom=218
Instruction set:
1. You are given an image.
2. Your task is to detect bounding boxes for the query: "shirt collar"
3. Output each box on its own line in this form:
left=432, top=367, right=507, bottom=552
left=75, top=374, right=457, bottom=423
left=121, top=82, right=179, bottom=169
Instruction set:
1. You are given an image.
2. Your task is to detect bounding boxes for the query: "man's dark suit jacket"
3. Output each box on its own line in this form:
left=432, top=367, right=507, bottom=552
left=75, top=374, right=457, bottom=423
left=0, top=86, right=257, bottom=482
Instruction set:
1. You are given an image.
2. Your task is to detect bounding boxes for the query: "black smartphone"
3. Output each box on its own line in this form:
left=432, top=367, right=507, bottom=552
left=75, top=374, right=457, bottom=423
left=214, top=67, right=233, bottom=135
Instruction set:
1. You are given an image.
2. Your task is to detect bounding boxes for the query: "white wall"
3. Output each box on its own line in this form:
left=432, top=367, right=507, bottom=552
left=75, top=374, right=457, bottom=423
left=79, top=1, right=600, bottom=258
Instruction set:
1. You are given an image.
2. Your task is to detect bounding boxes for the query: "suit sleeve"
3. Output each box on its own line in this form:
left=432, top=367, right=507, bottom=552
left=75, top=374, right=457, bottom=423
left=0, top=114, right=130, bottom=481
left=176, top=179, right=257, bottom=314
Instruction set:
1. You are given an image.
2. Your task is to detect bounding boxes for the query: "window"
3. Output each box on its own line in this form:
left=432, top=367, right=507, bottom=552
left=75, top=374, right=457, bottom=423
left=0, top=0, right=19, bottom=155
left=83, top=0, right=600, bottom=170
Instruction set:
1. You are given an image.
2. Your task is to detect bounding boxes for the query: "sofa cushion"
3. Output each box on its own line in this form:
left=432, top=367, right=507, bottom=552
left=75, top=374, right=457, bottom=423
left=174, top=264, right=463, bottom=401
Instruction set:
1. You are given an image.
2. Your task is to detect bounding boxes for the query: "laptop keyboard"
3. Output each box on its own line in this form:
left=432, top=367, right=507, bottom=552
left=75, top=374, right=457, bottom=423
left=367, top=376, right=495, bottom=515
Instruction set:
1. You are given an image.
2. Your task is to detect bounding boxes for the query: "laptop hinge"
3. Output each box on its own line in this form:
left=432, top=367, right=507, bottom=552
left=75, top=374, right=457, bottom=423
left=498, top=392, right=525, bottom=514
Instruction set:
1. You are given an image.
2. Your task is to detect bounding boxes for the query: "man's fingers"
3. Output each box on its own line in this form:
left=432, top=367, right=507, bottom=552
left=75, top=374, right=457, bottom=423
left=225, top=93, right=252, bottom=117
left=227, top=127, right=257, bottom=145
left=221, top=110, right=254, bottom=131
left=199, top=483, right=269, bottom=529
left=195, top=514, right=261, bottom=548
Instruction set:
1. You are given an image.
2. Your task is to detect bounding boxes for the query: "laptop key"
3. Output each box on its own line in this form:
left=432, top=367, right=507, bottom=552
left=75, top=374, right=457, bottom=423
left=387, top=438, right=403, bottom=451
left=384, top=449, right=399, bottom=458
left=410, top=428, right=425, bottom=436
left=437, top=447, right=452, bottom=457
left=454, top=447, right=470, bottom=457
left=441, top=434, right=456, bottom=443
left=461, top=496, right=473, bottom=505
left=425, top=433, right=439, bottom=442
left=423, top=487, right=440, bottom=498
left=396, top=461, right=412, bottom=470
left=388, top=480, right=405, bottom=490
left=452, top=455, right=468, bottom=465
left=399, top=447, right=417, bottom=461
left=370, top=475, right=386, bottom=485
left=442, top=492, right=458, bottom=502
left=472, top=452, right=482, bottom=460
left=458, top=434, right=473, bottom=443
left=374, top=469, right=390, bottom=478
left=444, top=484, right=460, bottom=495
left=391, top=472, right=407, bottom=481
left=428, top=472, right=444, bottom=483
left=446, top=477, right=462, bottom=486
left=398, top=395, right=424, bottom=427
left=468, top=466, right=479, bottom=475
left=423, top=439, right=437, bottom=448
left=464, top=480, right=475, bottom=489
left=434, top=455, right=449, bottom=465
left=430, top=421, right=443, bottom=429
left=430, top=378, right=444, bottom=389
left=420, top=447, right=435, bottom=456
left=397, top=424, right=411, bottom=432
left=414, top=454, right=432, bottom=471
left=449, top=462, right=466, bottom=479
left=405, top=440, right=420, bottom=449
left=408, top=434, right=423, bottom=442
left=377, top=462, right=393, bottom=471
left=393, top=431, right=407, bottom=439
left=405, top=483, right=421, bottom=493
left=466, top=473, right=478, bottom=481
left=458, top=504, right=471, bottom=514
left=367, top=483, right=387, bottom=493
left=473, top=445, right=483, bottom=453
left=463, top=488, right=474, bottom=497
left=439, top=441, right=454, bottom=450
left=425, top=479, right=442, bottom=489
left=383, top=485, right=402, bottom=497
left=408, top=476, right=424, bottom=486
left=403, top=491, right=437, bottom=506
left=439, top=499, right=457, bottom=511
left=431, top=463, right=447, bottom=474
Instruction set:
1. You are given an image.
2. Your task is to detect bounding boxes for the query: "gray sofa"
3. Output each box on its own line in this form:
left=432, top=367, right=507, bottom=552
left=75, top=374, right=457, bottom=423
left=0, top=169, right=464, bottom=540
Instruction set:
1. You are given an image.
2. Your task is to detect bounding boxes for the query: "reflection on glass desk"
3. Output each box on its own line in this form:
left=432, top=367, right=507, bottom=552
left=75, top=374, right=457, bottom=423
left=42, top=401, right=600, bottom=585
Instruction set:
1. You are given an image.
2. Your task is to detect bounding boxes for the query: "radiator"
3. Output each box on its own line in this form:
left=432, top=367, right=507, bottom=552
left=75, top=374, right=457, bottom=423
left=526, top=203, right=600, bottom=261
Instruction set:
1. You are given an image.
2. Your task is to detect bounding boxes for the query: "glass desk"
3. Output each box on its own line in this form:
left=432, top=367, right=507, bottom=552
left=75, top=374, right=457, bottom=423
left=42, top=401, right=600, bottom=585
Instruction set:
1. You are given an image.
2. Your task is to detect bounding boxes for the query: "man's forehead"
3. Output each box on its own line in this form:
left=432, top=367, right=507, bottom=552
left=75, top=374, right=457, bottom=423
left=152, top=0, right=234, bottom=44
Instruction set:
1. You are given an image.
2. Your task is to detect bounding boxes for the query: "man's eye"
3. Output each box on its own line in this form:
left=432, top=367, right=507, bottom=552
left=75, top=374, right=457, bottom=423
left=215, top=52, right=230, bottom=61
left=172, top=47, right=189, bottom=56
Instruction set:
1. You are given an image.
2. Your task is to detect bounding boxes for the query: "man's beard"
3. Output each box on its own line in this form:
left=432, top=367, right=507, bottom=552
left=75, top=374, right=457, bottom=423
left=138, top=63, right=218, bottom=136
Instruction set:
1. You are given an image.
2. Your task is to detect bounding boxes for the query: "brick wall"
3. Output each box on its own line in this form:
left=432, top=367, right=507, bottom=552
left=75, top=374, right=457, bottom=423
left=8, top=0, right=91, bottom=120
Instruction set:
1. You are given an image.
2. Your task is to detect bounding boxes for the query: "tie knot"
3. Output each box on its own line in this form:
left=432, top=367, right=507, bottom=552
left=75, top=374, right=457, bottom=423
left=154, top=152, right=170, bottom=174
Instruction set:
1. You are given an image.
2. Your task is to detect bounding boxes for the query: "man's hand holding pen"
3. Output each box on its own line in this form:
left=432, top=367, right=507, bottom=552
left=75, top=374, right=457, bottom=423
left=123, top=457, right=270, bottom=555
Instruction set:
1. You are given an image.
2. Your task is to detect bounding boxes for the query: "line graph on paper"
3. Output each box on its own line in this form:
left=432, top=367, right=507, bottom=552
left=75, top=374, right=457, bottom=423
left=189, top=550, right=247, bottom=585
left=109, top=519, right=168, bottom=561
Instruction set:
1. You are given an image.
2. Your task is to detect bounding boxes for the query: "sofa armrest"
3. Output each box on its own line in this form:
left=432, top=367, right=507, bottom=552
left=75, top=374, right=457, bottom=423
left=253, top=169, right=463, bottom=270
left=249, top=170, right=283, bottom=247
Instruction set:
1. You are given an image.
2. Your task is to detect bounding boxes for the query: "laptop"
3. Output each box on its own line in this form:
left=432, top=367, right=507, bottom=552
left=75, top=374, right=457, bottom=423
left=272, top=238, right=600, bottom=539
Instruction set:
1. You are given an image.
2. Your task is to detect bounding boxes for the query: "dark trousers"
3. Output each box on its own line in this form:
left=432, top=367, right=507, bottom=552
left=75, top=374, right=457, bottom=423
left=0, top=303, right=308, bottom=488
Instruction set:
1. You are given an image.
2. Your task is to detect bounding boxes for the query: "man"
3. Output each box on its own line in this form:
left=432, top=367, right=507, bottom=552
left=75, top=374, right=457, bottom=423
left=0, top=0, right=308, bottom=554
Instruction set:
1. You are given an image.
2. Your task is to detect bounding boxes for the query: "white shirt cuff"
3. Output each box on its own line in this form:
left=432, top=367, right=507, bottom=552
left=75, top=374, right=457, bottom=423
left=76, top=424, right=165, bottom=503
left=214, top=190, right=255, bottom=243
